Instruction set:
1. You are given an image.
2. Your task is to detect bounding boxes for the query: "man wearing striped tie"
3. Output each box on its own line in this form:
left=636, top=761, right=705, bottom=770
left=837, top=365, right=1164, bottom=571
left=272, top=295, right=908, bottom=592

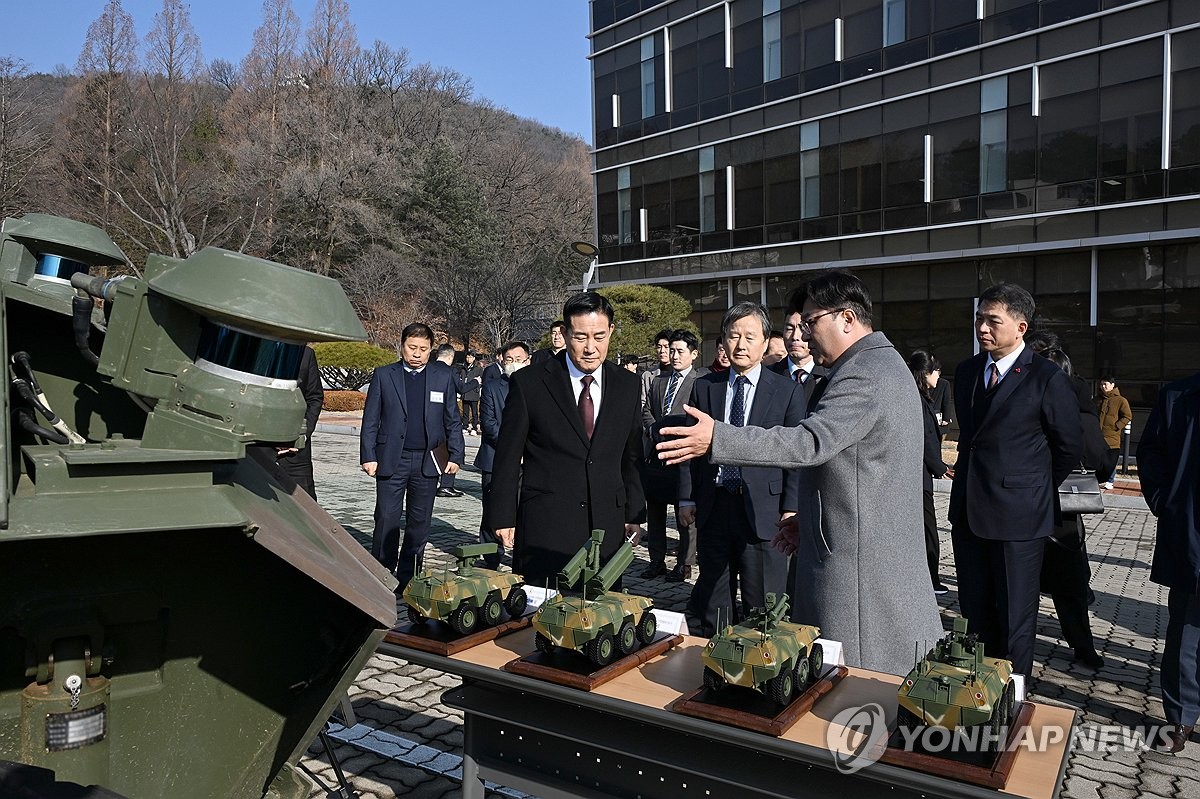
left=641, top=330, right=708, bottom=581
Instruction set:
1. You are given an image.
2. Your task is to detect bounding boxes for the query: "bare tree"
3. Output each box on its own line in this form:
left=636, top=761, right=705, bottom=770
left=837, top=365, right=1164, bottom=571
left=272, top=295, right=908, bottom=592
left=0, top=58, right=48, bottom=217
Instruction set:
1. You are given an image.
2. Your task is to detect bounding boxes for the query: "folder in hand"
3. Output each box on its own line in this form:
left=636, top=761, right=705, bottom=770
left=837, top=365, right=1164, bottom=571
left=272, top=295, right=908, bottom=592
left=430, top=442, right=451, bottom=475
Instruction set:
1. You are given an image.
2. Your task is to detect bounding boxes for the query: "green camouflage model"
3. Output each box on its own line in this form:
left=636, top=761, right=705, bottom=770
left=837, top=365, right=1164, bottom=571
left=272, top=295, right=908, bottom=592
left=897, top=617, right=1016, bottom=749
left=701, top=593, right=823, bottom=705
left=532, top=530, right=657, bottom=666
left=403, top=543, right=528, bottom=635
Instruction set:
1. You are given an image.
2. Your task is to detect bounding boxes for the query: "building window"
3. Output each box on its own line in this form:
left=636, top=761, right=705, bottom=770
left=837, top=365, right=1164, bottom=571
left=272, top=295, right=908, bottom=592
left=618, top=166, right=633, bottom=245
left=884, top=0, right=907, bottom=46
left=801, top=121, right=820, bottom=219
left=641, top=35, right=657, bottom=119
left=1171, top=30, right=1200, bottom=171
left=699, top=147, right=717, bottom=233
left=763, top=0, right=782, bottom=82
left=980, top=76, right=1008, bottom=194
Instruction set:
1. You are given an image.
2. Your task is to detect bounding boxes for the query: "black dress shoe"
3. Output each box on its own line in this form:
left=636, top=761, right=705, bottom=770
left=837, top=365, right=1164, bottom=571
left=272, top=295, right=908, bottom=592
left=435, top=487, right=456, bottom=498
left=448, top=488, right=465, bottom=497
left=640, top=562, right=668, bottom=579
left=1073, top=648, right=1105, bottom=669
left=666, top=565, right=693, bottom=582
left=1151, top=724, right=1194, bottom=753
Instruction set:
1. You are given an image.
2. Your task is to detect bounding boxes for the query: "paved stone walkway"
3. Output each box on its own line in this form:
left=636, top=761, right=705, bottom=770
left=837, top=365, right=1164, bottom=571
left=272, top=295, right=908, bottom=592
left=300, top=429, right=1194, bottom=799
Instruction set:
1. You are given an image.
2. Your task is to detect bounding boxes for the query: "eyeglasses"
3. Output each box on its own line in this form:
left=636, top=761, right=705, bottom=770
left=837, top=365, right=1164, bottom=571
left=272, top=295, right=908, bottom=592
left=798, top=308, right=846, bottom=334
left=502, top=357, right=529, bottom=365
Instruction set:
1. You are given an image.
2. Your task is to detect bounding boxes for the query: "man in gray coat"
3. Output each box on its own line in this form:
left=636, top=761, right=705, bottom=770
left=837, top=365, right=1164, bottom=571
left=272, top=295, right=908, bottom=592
left=658, top=271, right=944, bottom=675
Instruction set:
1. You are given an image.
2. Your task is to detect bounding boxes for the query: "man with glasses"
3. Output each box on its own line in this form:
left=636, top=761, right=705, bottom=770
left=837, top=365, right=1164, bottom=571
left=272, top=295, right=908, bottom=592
left=474, top=341, right=531, bottom=568
left=658, top=271, right=944, bottom=676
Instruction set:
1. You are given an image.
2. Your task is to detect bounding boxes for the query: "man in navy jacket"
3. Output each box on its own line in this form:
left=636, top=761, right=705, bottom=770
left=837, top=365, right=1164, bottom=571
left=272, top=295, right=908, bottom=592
left=474, top=340, right=530, bottom=568
left=1139, top=371, right=1200, bottom=753
left=361, top=323, right=464, bottom=592
left=949, top=284, right=1081, bottom=678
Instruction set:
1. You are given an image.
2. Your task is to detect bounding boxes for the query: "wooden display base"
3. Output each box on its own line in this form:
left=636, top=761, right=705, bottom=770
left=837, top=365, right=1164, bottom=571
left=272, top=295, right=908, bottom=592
left=878, top=700, right=1034, bottom=790
left=503, top=632, right=684, bottom=691
left=384, top=612, right=533, bottom=656
left=669, top=664, right=849, bottom=736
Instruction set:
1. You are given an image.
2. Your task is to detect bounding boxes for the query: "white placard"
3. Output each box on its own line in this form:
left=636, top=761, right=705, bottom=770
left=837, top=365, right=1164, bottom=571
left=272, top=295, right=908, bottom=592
left=650, top=608, right=688, bottom=637
left=1013, top=673, right=1027, bottom=702
left=522, top=585, right=558, bottom=610
left=814, top=638, right=844, bottom=678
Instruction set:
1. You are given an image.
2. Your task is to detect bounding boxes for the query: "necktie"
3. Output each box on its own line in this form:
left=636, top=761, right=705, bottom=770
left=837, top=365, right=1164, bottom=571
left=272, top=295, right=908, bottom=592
left=722, top=375, right=748, bottom=490
left=663, top=371, right=682, bottom=414
left=987, top=363, right=1000, bottom=390
left=579, top=374, right=595, bottom=439
left=795, top=369, right=808, bottom=385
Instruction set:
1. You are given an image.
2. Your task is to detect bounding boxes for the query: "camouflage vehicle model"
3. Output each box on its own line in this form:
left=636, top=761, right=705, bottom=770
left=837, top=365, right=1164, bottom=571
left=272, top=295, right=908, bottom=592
left=403, top=543, right=528, bottom=634
left=896, top=617, right=1016, bottom=749
left=701, top=593, right=823, bottom=706
left=532, top=530, right=657, bottom=666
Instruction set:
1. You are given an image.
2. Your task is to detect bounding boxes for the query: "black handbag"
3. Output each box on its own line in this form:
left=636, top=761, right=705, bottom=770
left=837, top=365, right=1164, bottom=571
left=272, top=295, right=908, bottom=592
left=1058, top=471, right=1105, bottom=515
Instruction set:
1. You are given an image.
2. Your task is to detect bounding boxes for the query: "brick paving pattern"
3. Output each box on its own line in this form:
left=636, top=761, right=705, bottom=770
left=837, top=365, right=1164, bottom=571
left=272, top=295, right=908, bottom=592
left=300, top=425, right=1195, bottom=799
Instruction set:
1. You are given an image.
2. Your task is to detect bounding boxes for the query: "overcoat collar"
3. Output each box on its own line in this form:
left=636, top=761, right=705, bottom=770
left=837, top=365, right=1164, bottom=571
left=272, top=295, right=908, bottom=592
left=542, top=351, right=591, bottom=448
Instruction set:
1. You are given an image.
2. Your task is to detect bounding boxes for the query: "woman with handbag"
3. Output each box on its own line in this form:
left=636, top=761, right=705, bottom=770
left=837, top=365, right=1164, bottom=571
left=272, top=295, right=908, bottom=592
left=1033, top=343, right=1113, bottom=669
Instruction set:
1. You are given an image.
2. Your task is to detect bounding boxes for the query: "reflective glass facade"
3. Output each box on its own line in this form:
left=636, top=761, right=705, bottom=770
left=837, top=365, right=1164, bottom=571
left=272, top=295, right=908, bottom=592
left=589, top=0, right=1200, bottom=442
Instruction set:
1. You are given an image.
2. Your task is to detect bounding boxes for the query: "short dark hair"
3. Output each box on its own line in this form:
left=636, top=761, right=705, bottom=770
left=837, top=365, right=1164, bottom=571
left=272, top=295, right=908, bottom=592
left=1101, top=374, right=1117, bottom=384
left=401, top=322, right=434, bottom=343
left=549, top=320, right=566, bottom=334
left=1024, top=330, right=1061, bottom=353
left=563, top=292, right=615, bottom=327
left=790, top=270, right=873, bottom=327
left=979, top=283, right=1036, bottom=323
left=720, top=302, right=771, bottom=340
left=668, top=329, right=700, bottom=352
left=1044, top=348, right=1074, bottom=377
left=653, top=328, right=673, bottom=345
left=435, top=343, right=456, bottom=360
left=501, top=340, right=531, bottom=358
left=769, top=330, right=785, bottom=341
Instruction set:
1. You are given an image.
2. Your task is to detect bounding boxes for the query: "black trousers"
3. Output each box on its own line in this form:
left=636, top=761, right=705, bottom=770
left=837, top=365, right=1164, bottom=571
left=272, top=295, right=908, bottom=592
left=645, top=497, right=697, bottom=569
left=372, top=449, right=438, bottom=592
left=923, top=489, right=940, bottom=584
left=461, top=400, right=479, bottom=430
left=478, top=471, right=504, bottom=569
left=1163, top=588, right=1200, bottom=726
left=1040, top=515, right=1098, bottom=656
left=694, top=490, right=787, bottom=637
left=951, top=523, right=1045, bottom=678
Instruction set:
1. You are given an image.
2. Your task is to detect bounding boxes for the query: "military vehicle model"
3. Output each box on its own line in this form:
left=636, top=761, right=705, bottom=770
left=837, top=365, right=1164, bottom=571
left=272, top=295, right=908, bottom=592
left=0, top=214, right=396, bottom=797
left=403, top=543, right=528, bottom=634
left=896, top=617, right=1016, bottom=749
left=701, top=593, right=823, bottom=706
left=532, top=530, right=657, bottom=666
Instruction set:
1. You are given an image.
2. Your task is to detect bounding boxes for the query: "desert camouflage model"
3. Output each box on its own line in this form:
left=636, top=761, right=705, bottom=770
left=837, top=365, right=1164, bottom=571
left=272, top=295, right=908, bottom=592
left=701, top=593, right=823, bottom=705
left=896, top=616, right=1016, bottom=748
left=403, top=543, right=528, bottom=634
left=532, top=530, right=657, bottom=666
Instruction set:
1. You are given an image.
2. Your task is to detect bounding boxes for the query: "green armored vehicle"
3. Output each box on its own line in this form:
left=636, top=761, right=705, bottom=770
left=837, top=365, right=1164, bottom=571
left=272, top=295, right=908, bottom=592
left=532, top=530, right=657, bottom=666
left=897, top=617, right=1016, bottom=747
left=403, top=543, right=528, bottom=634
left=701, top=593, right=823, bottom=705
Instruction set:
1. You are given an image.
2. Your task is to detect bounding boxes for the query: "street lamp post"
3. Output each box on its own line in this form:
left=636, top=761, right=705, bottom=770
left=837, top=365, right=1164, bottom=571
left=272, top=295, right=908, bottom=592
left=571, top=241, right=599, bottom=291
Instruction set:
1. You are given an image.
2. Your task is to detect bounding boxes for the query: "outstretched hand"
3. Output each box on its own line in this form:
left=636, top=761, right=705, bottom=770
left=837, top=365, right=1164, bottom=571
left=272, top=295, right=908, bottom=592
left=655, top=405, right=715, bottom=466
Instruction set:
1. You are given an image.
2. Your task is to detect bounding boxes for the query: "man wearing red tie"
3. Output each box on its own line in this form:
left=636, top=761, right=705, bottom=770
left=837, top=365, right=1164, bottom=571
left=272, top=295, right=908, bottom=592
left=949, top=283, right=1082, bottom=680
left=488, top=292, right=645, bottom=586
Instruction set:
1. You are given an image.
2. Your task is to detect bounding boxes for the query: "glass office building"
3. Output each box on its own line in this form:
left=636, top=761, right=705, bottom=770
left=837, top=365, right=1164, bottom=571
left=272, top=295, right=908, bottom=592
left=588, top=0, right=1200, bottom=440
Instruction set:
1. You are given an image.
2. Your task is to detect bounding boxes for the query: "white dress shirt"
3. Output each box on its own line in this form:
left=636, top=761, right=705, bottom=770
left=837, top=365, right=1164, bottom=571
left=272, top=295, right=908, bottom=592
left=723, top=363, right=762, bottom=423
left=984, top=342, right=1025, bottom=387
left=566, top=356, right=603, bottom=419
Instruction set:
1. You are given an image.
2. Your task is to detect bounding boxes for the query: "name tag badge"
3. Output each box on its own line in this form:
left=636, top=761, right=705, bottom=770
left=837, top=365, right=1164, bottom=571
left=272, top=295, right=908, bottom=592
left=429, top=391, right=444, bottom=404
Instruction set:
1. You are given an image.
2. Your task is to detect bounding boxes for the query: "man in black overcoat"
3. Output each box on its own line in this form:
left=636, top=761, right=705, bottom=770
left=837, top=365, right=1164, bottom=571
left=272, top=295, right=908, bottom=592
left=489, top=293, right=645, bottom=586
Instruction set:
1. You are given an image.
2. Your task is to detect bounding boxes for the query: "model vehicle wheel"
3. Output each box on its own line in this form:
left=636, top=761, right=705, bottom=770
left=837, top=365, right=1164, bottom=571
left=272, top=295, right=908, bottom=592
left=793, top=655, right=811, bottom=689
left=617, top=620, right=638, bottom=656
left=535, top=633, right=554, bottom=654
left=504, top=587, right=528, bottom=617
left=896, top=707, right=922, bottom=733
left=586, top=630, right=615, bottom=666
left=999, top=680, right=1016, bottom=732
left=406, top=605, right=425, bottom=626
left=449, top=603, right=478, bottom=636
left=702, top=667, right=726, bottom=691
left=481, top=593, right=503, bottom=627
left=635, top=610, right=657, bottom=644
left=808, top=642, right=824, bottom=681
left=766, top=668, right=794, bottom=706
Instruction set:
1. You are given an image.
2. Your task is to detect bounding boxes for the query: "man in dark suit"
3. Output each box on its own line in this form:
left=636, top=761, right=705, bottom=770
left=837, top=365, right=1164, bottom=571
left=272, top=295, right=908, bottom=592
left=481, top=347, right=503, bottom=385
left=531, top=320, right=567, bottom=365
left=434, top=344, right=469, bottom=498
left=474, top=340, right=531, bottom=569
left=679, top=302, right=805, bottom=636
left=769, top=298, right=828, bottom=410
left=949, top=283, right=1081, bottom=678
left=641, top=329, right=708, bottom=581
left=361, top=323, right=465, bottom=592
left=489, top=293, right=645, bottom=586
left=270, top=345, right=324, bottom=499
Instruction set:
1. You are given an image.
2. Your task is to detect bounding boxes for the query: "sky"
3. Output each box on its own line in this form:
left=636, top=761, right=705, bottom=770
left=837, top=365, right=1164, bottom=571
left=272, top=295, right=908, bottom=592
left=1, top=0, right=595, bottom=142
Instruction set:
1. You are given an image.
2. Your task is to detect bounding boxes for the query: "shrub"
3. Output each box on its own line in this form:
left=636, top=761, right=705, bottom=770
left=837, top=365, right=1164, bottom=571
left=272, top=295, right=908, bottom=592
left=312, top=341, right=395, bottom=390
left=323, top=390, right=367, bottom=412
